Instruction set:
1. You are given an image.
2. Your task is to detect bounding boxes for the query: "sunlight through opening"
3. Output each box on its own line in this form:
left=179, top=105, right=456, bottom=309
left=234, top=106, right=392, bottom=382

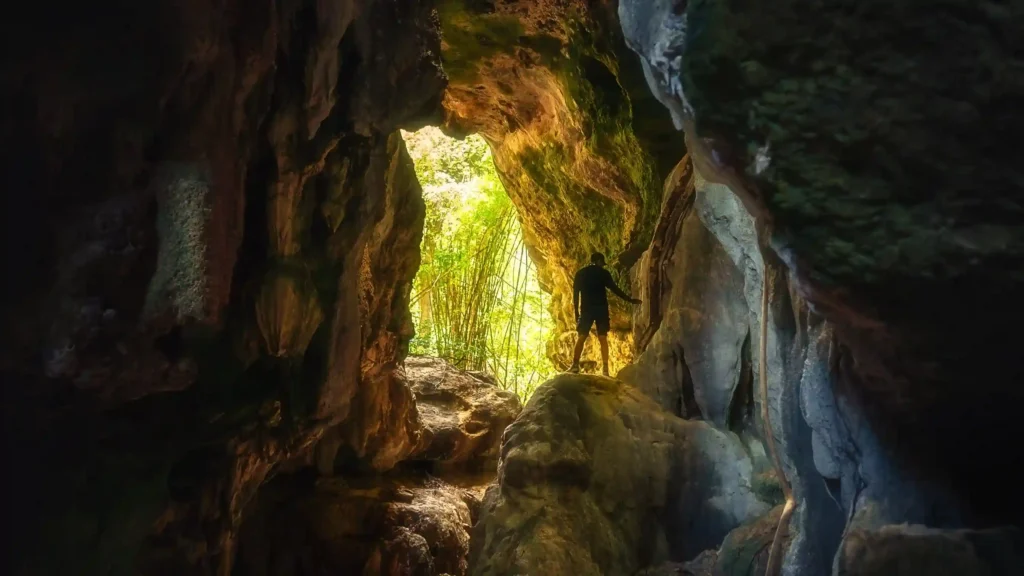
left=401, top=127, right=556, bottom=401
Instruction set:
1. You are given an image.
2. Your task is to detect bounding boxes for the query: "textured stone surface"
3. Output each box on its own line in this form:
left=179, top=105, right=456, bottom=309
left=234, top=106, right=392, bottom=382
left=836, top=524, right=1024, bottom=576
left=637, top=506, right=792, bottom=576
left=235, top=358, right=518, bottom=576
left=621, top=159, right=752, bottom=431
left=3, top=1, right=445, bottom=574
left=618, top=0, right=1024, bottom=527
left=620, top=164, right=976, bottom=575
left=636, top=558, right=714, bottom=576
left=339, top=133, right=433, bottom=472
left=405, top=356, right=522, bottom=469
left=315, top=356, right=523, bottom=474
left=235, top=473, right=482, bottom=576
left=713, top=505, right=792, bottom=576
left=436, top=0, right=685, bottom=372
left=469, top=375, right=769, bottom=576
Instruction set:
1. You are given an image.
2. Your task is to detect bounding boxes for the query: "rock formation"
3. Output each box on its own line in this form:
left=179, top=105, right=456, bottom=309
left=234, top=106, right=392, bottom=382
left=436, top=0, right=685, bottom=372
left=611, top=0, right=1024, bottom=573
left=618, top=0, right=1024, bottom=527
left=469, top=375, right=772, bottom=576
left=405, top=356, right=523, bottom=470
left=3, top=1, right=451, bottom=573
left=234, top=357, right=519, bottom=576
left=638, top=505, right=793, bottom=576
left=4, top=0, right=1023, bottom=574
left=234, top=473, right=482, bottom=576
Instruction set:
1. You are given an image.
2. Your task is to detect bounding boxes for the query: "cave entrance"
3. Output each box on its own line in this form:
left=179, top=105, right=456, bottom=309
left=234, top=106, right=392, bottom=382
left=401, top=127, right=556, bottom=400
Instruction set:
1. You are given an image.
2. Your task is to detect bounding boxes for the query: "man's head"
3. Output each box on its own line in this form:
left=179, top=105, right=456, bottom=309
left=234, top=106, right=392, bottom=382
left=590, top=252, right=606, bottom=266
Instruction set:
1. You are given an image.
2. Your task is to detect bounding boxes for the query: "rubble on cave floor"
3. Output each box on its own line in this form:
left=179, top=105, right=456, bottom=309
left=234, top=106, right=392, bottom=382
left=233, top=357, right=521, bottom=576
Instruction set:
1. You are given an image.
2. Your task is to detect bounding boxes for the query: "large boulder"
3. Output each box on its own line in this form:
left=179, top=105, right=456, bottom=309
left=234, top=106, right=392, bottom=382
left=468, top=375, right=771, bottom=576
left=405, top=356, right=522, bottom=469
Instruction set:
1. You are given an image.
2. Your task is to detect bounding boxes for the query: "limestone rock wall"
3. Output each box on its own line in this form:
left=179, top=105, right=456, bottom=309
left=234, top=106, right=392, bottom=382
left=435, top=0, right=685, bottom=372
left=615, top=0, right=1024, bottom=571
left=621, top=155, right=1022, bottom=574
left=618, top=0, right=1024, bottom=528
left=2, top=1, right=447, bottom=574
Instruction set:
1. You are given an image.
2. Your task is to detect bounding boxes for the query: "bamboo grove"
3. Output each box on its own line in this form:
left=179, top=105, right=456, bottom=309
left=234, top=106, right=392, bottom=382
left=402, top=128, right=555, bottom=400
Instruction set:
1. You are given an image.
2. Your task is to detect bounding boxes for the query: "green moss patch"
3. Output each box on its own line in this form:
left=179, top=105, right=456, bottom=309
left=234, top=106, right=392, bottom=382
left=437, top=0, right=525, bottom=83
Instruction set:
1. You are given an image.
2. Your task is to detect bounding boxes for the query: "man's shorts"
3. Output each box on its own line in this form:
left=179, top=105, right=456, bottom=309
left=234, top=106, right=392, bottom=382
left=576, top=309, right=610, bottom=336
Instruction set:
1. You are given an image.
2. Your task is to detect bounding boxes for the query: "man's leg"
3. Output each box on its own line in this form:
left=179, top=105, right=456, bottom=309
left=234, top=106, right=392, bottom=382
left=596, top=316, right=611, bottom=376
left=569, top=330, right=588, bottom=372
left=598, top=334, right=610, bottom=376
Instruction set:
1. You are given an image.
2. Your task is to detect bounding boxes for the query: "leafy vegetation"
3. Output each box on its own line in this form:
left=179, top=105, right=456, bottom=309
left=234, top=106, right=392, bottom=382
left=402, top=127, right=556, bottom=400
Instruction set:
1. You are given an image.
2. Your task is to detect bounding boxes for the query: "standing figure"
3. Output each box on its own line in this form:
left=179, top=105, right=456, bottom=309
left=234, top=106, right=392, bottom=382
left=568, top=252, right=641, bottom=376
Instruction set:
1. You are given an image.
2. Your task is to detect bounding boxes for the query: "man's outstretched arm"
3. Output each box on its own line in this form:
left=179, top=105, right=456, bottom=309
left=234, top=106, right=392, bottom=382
left=606, top=271, right=641, bottom=304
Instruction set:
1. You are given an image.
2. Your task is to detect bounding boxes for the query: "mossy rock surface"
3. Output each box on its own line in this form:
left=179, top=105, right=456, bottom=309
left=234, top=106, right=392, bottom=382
left=436, top=0, right=684, bottom=367
left=679, top=0, right=1024, bottom=294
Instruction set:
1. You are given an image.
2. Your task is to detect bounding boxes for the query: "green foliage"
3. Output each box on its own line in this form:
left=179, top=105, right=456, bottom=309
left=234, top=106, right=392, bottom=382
left=402, top=128, right=556, bottom=401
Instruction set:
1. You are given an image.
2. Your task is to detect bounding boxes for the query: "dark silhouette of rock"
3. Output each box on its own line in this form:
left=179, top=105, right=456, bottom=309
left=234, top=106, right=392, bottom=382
left=836, top=524, right=1024, bottom=576
left=236, top=474, right=483, bottom=576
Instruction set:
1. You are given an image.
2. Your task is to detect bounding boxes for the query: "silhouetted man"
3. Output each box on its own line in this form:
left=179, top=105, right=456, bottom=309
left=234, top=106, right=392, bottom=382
left=568, top=252, right=641, bottom=376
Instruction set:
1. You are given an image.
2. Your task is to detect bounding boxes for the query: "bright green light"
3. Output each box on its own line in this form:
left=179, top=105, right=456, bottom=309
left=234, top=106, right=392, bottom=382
left=402, top=127, right=556, bottom=400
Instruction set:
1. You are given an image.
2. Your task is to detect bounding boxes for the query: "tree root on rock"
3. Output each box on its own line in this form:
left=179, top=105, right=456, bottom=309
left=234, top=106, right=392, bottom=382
left=758, top=228, right=796, bottom=576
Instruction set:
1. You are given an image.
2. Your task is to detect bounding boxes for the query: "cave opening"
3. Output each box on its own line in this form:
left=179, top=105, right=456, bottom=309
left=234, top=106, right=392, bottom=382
left=400, top=127, right=556, bottom=401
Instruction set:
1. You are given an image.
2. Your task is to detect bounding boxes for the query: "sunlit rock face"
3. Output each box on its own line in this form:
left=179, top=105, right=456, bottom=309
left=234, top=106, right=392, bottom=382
left=405, top=356, right=522, bottom=470
left=3, top=1, right=446, bottom=574
left=435, top=0, right=685, bottom=372
left=618, top=0, right=1024, bottom=530
left=468, top=375, right=772, bottom=576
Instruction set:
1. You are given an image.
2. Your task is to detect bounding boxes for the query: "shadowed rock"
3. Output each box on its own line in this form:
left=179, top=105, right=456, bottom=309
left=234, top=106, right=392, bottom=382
left=617, top=0, right=1024, bottom=531
left=236, top=474, right=485, bottom=576
left=235, top=359, right=519, bottom=576
left=836, top=524, right=1024, bottom=576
